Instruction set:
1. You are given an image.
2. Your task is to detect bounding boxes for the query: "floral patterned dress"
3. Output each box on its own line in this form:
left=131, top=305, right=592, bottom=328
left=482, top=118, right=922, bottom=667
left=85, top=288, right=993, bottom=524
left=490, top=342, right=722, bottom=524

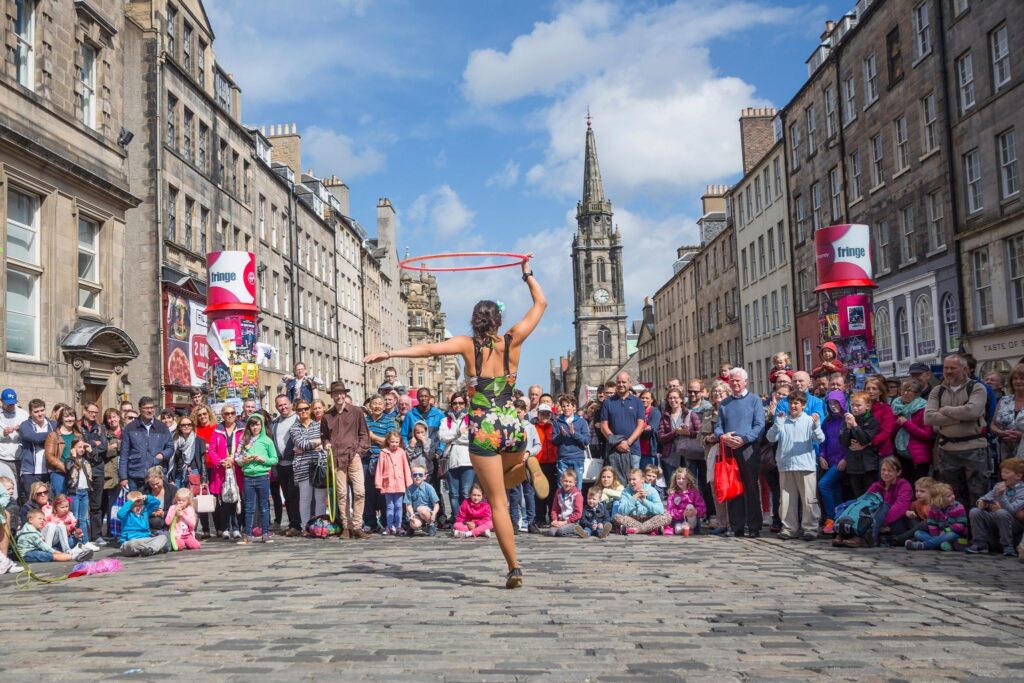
left=994, top=394, right=1024, bottom=460
left=467, top=334, right=526, bottom=456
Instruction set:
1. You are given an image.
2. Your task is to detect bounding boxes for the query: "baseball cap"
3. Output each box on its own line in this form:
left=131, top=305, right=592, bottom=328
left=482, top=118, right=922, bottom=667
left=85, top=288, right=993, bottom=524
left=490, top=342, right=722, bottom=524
left=908, top=362, right=930, bottom=375
left=537, top=403, right=553, bottom=413
left=1, top=388, right=16, bottom=405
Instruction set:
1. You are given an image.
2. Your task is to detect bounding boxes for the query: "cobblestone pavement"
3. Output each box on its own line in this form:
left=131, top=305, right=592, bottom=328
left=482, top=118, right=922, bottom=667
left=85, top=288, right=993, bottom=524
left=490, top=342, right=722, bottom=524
left=2, top=532, right=1023, bottom=681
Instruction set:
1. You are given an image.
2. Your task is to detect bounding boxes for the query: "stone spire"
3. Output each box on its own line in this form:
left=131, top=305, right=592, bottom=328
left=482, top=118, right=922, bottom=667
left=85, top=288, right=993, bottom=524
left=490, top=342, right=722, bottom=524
left=582, top=114, right=607, bottom=210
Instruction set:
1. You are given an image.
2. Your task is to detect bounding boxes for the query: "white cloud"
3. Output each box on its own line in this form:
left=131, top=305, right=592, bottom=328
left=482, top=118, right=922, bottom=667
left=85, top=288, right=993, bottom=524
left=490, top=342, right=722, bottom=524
left=406, top=185, right=476, bottom=238
left=485, top=160, right=520, bottom=188
left=462, top=0, right=799, bottom=199
left=301, top=126, right=386, bottom=179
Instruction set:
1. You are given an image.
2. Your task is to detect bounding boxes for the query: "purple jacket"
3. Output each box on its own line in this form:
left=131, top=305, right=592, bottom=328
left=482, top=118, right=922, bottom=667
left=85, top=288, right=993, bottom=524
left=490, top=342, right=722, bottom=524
left=867, top=477, right=913, bottom=526
left=819, top=391, right=848, bottom=467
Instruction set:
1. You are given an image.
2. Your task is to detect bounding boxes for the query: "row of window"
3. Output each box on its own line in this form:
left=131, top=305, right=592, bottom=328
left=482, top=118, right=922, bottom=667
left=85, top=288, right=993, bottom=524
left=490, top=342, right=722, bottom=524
left=165, top=4, right=210, bottom=99
left=699, top=339, right=742, bottom=380
left=963, top=128, right=1019, bottom=214
left=698, top=288, right=739, bottom=337
left=874, top=291, right=952, bottom=364
left=742, top=286, right=791, bottom=343
left=734, top=155, right=784, bottom=227
left=954, top=24, right=1011, bottom=116
left=972, top=234, right=1024, bottom=329
left=166, top=97, right=251, bottom=202
left=5, top=187, right=102, bottom=359
left=693, top=234, right=735, bottom=289
left=741, top=221, right=787, bottom=287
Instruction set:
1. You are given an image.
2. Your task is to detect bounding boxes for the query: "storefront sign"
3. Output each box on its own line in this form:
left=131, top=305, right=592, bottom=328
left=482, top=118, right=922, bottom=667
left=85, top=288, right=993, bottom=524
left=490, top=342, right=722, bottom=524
left=814, top=224, right=876, bottom=291
left=966, top=329, right=1024, bottom=362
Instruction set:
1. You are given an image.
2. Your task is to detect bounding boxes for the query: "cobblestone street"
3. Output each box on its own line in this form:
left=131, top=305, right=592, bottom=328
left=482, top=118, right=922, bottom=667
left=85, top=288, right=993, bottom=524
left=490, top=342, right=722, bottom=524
left=2, top=533, right=1023, bottom=681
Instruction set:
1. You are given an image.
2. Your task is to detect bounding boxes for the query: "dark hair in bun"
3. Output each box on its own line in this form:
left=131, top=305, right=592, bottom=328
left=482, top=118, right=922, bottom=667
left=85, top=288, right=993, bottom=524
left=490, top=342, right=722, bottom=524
left=471, top=300, right=501, bottom=341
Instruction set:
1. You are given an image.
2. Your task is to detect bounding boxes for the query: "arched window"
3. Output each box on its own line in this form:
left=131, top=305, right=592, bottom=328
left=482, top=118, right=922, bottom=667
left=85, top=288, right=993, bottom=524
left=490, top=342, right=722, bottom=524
left=942, top=294, right=960, bottom=352
left=896, top=307, right=910, bottom=359
left=914, top=294, right=935, bottom=357
left=597, top=326, right=612, bottom=359
left=874, top=306, right=893, bottom=362
left=597, top=258, right=607, bottom=282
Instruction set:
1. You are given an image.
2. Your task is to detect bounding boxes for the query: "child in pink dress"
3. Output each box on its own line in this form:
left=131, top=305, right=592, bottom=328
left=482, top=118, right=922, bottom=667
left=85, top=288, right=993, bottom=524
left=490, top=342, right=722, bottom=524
left=164, top=489, right=201, bottom=550
left=375, top=431, right=413, bottom=536
left=454, top=483, right=493, bottom=538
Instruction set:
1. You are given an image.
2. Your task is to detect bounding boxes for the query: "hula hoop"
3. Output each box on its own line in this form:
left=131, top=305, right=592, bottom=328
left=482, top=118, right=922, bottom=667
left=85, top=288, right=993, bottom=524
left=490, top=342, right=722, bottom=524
left=399, top=251, right=529, bottom=272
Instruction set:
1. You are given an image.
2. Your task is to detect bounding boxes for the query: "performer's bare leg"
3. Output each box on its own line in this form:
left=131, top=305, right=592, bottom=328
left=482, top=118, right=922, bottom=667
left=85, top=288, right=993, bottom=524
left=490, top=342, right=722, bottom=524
left=471, top=452, right=520, bottom=577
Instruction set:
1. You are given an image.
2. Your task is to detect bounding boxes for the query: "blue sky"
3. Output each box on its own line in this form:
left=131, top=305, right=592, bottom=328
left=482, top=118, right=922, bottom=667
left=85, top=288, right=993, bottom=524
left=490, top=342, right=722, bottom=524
left=206, top=0, right=853, bottom=388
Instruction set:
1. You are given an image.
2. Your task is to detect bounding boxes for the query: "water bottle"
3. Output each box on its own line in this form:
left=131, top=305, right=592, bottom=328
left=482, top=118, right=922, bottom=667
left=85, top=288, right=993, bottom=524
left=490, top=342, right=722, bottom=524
left=682, top=522, right=691, bottom=537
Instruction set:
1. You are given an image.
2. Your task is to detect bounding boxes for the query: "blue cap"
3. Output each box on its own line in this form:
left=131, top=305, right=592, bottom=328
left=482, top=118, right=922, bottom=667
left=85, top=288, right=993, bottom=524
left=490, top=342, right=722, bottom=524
left=1, top=388, right=16, bottom=404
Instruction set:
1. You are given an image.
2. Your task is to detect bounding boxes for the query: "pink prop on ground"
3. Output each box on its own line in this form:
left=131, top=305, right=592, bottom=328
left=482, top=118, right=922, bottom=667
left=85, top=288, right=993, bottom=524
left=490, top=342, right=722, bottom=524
left=67, top=558, right=123, bottom=578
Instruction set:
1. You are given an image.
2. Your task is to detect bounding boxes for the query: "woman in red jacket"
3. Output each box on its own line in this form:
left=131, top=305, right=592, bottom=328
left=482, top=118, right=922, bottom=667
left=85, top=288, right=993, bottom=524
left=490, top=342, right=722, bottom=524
left=532, top=405, right=557, bottom=525
left=891, top=379, right=933, bottom=484
left=864, top=376, right=896, bottom=459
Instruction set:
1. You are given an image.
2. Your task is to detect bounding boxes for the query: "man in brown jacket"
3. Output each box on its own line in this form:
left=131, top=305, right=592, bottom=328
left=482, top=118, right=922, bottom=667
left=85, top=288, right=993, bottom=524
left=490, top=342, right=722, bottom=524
left=320, top=381, right=371, bottom=538
left=925, top=354, right=990, bottom=508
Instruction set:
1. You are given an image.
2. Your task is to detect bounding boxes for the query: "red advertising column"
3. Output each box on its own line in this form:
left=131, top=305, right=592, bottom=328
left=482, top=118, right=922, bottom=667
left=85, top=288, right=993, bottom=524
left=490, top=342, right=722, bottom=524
left=813, top=224, right=878, bottom=389
left=205, top=251, right=260, bottom=412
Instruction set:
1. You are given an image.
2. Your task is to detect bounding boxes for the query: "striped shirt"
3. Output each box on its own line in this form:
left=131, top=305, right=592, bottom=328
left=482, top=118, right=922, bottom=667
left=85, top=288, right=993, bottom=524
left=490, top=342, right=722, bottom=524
left=366, top=414, right=395, bottom=457
left=288, top=419, right=323, bottom=483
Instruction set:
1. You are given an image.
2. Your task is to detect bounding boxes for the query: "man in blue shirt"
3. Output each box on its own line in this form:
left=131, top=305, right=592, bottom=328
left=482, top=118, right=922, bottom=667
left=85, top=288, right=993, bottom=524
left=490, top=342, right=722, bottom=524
left=599, top=372, right=645, bottom=482
left=401, top=388, right=445, bottom=446
left=714, top=368, right=766, bottom=537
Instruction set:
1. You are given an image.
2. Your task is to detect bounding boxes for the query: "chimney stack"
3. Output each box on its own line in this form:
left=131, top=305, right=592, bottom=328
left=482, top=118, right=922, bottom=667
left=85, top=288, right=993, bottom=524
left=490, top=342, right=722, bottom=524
left=323, top=175, right=350, bottom=216
left=265, top=123, right=302, bottom=180
left=738, top=107, right=778, bottom=175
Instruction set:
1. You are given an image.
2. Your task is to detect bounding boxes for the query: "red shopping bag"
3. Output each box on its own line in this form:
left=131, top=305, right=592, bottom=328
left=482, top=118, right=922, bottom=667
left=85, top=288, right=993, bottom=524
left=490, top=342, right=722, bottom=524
left=713, top=445, right=744, bottom=503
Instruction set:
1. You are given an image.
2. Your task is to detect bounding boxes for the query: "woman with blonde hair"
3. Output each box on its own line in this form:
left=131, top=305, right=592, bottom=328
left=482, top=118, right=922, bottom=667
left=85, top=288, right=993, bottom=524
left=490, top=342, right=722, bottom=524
left=702, top=380, right=731, bottom=535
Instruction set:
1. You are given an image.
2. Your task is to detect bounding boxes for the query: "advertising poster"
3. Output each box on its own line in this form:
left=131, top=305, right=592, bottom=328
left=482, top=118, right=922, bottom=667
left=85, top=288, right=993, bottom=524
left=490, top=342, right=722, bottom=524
left=818, top=291, right=880, bottom=390
left=205, top=251, right=260, bottom=410
left=163, top=291, right=209, bottom=389
left=814, top=224, right=877, bottom=291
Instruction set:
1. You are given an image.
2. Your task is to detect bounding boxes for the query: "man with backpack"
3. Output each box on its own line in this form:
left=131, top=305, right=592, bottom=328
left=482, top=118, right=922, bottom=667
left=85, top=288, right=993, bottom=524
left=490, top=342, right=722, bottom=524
left=925, top=354, right=990, bottom=509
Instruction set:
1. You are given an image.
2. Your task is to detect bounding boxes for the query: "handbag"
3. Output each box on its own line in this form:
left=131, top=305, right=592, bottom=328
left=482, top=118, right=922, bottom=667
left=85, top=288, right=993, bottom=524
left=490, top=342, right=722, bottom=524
left=188, top=472, right=202, bottom=496
left=221, top=467, right=240, bottom=504
left=713, top=445, right=743, bottom=503
left=107, top=486, right=128, bottom=537
left=195, top=484, right=216, bottom=514
left=310, top=451, right=329, bottom=489
left=582, top=446, right=603, bottom=483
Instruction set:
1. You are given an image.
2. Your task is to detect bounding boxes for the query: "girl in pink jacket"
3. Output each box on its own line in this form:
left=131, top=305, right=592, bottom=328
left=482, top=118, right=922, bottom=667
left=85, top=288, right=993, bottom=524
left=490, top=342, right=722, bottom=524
left=164, top=489, right=201, bottom=550
left=663, top=468, right=707, bottom=535
left=375, top=432, right=413, bottom=536
left=454, top=483, right=494, bottom=538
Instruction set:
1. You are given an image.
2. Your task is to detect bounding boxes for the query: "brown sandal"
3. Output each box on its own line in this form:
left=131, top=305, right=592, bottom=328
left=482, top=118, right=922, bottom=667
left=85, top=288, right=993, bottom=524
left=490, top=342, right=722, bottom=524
left=505, top=566, right=523, bottom=589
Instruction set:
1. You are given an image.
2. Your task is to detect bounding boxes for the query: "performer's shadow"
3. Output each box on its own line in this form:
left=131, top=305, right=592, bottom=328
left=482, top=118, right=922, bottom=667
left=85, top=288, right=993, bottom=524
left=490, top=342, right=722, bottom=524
left=343, top=560, right=496, bottom=589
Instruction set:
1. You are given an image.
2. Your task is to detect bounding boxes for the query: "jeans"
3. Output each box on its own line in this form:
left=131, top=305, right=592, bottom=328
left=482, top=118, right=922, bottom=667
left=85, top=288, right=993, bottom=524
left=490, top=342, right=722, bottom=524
left=71, top=487, right=90, bottom=539
left=639, top=454, right=659, bottom=470
left=384, top=492, right=404, bottom=529
left=818, top=464, right=843, bottom=520
left=556, top=458, right=585, bottom=489
left=684, top=459, right=711, bottom=519
left=447, top=466, right=475, bottom=522
left=88, top=465, right=106, bottom=540
left=22, top=550, right=54, bottom=562
left=913, top=529, right=959, bottom=550
left=362, top=456, right=384, bottom=529
left=243, top=475, right=271, bottom=537
left=50, top=472, right=66, bottom=496
left=509, top=477, right=536, bottom=528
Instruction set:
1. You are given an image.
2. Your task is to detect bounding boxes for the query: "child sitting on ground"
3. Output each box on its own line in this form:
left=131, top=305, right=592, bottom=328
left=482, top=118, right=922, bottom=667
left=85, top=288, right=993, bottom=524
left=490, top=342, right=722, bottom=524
left=840, top=391, right=881, bottom=498
left=967, top=456, right=1024, bottom=557
left=404, top=465, right=440, bottom=536
left=596, top=466, right=624, bottom=516
left=893, top=476, right=936, bottom=545
left=164, top=489, right=200, bottom=551
left=643, top=465, right=666, bottom=499
left=664, top=467, right=707, bottom=536
left=614, top=468, right=672, bottom=535
left=16, top=509, right=83, bottom=562
left=574, top=487, right=612, bottom=538
left=46, top=493, right=99, bottom=552
left=0, top=476, right=24, bottom=574
left=453, top=483, right=493, bottom=538
left=867, top=457, right=914, bottom=546
left=118, top=490, right=168, bottom=557
left=548, top=469, right=583, bottom=537
left=906, top=482, right=967, bottom=551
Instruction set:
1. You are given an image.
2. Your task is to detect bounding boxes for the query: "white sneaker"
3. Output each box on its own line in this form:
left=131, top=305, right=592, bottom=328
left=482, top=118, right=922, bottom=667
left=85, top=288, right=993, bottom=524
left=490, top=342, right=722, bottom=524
left=71, top=546, right=94, bottom=561
left=0, top=557, right=24, bottom=574
left=483, top=529, right=493, bottom=538
left=232, top=530, right=242, bottom=540
left=84, top=542, right=101, bottom=552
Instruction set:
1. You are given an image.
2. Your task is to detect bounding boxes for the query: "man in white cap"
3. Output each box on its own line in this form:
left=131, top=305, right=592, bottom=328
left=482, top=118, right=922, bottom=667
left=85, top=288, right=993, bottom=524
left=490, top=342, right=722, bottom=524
left=0, top=388, right=26, bottom=499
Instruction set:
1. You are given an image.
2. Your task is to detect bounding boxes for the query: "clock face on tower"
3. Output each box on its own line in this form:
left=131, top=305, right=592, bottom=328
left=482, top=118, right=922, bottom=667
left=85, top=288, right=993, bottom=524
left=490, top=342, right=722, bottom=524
left=593, top=288, right=611, bottom=304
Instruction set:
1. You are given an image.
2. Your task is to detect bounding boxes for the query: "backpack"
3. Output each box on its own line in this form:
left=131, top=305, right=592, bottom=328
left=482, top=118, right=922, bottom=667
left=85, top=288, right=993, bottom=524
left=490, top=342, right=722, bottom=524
left=833, top=492, right=884, bottom=539
left=305, top=514, right=339, bottom=538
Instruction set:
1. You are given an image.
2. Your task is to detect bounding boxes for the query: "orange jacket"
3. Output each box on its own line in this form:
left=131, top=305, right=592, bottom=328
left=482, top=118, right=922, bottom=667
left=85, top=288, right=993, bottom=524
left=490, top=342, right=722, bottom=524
left=534, top=420, right=557, bottom=464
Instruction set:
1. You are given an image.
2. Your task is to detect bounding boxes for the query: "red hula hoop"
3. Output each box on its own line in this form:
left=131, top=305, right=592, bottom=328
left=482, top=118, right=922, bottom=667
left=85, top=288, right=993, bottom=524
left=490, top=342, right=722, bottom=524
left=399, top=251, right=530, bottom=272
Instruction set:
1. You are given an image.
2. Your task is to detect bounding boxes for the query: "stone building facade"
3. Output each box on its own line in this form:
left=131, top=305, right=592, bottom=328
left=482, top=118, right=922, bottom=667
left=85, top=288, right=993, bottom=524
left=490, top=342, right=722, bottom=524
left=946, top=0, right=1024, bottom=374
left=693, top=187, right=742, bottom=388
left=0, top=0, right=141, bottom=408
left=652, top=246, right=699, bottom=391
left=402, top=269, right=460, bottom=401
left=731, top=124, right=795, bottom=396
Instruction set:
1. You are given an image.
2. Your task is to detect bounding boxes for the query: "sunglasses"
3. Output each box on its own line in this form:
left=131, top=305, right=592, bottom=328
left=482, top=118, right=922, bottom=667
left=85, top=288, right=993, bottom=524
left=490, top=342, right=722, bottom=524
left=35, top=490, right=49, bottom=496
left=412, top=473, right=425, bottom=478
left=179, top=423, right=194, bottom=427
left=222, top=411, right=236, bottom=416
left=687, top=390, right=700, bottom=394
left=296, top=407, right=311, bottom=412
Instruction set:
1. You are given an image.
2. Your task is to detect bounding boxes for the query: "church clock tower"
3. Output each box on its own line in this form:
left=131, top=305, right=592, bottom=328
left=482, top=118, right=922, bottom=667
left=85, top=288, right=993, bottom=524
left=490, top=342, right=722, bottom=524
left=571, top=117, right=628, bottom=395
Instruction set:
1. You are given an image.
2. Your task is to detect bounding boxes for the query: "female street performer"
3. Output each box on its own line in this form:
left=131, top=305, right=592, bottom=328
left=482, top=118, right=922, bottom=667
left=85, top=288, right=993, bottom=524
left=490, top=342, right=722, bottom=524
left=363, top=255, right=547, bottom=588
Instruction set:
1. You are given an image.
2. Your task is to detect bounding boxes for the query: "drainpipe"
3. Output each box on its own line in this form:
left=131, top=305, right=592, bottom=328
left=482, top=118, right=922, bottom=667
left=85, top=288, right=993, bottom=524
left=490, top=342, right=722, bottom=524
left=287, top=180, right=299, bottom=366
left=154, top=5, right=167, bottom=402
